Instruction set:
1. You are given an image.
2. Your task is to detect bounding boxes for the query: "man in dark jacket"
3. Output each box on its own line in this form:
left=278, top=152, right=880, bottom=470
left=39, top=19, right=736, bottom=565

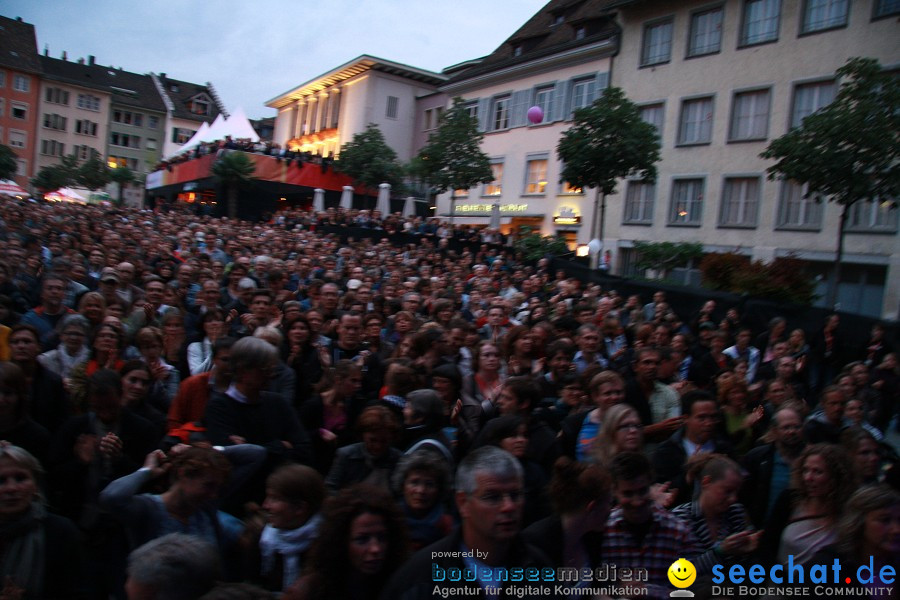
left=381, top=447, right=559, bottom=600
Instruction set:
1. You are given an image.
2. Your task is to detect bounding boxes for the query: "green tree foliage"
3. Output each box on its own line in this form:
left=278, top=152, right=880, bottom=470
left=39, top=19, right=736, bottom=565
left=700, top=252, right=817, bottom=305
left=557, top=86, right=661, bottom=195
left=212, top=151, right=256, bottom=219
left=0, top=144, right=17, bottom=181
left=415, top=97, right=493, bottom=197
left=76, top=155, right=112, bottom=190
left=110, top=166, right=136, bottom=206
left=336, top=123, right=405, bottom=193
left=760, top=57, right=899, bottom=306
left=515, top=233, right=571, bottom=261
left=31, top=154, right=79, bottom=193
left=632, top=241, right=704, bottom=281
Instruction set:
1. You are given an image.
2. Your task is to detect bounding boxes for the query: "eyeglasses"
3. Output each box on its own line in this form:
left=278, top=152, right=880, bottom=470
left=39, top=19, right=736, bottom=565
left=617, top=423, right=642, bottom=432
left=474, top=490, right=524, bottom=506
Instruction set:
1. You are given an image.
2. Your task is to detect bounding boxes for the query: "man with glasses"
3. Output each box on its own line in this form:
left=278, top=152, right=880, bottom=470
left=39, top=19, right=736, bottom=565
left=652, top=390, right=733, bottom=506
left=382, top=446, right=557, bottom=599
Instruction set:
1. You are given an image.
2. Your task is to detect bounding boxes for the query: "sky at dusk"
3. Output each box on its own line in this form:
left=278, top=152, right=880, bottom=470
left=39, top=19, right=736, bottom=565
left=4, top=0, right=548, bottom=119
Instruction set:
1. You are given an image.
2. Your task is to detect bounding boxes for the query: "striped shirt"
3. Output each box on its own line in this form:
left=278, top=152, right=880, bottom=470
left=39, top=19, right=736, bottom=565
left=671, top=501, right=753, bottom=574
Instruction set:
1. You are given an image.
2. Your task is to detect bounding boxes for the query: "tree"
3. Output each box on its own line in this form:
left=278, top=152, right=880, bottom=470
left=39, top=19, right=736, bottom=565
left=515, top=232, right=571, bottom=261
left=76, top=155, right=111, bottom=191
left=761, top=57, right=900, bottom=308
left=212, top=151, right=256, bottom=219
left=0, top=144, right=17, bottom=181
left=632, top=241, right=704, bottom=281
left=110, top=166, right=136, bottom=206
left=336, top=124, right=405, bottom=201
left=557, top=86, right=661, bottom=260
left=415, top=97, right=493, bottom=222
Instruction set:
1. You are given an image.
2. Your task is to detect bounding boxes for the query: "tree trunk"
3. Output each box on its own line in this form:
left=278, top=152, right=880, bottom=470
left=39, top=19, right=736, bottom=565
left=828, top=203, right=849, bottom=309
left=227, top=184, right=238, bottom=219
left=449, top=191, right=456, bottom=226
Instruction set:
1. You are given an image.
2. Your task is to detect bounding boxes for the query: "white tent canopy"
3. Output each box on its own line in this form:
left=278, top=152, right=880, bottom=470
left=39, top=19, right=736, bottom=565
left=165, top=108, right=261, bottom=160
left=164, top=122, right=210, bottom=159
left=225, top=107, right=261, bottom=142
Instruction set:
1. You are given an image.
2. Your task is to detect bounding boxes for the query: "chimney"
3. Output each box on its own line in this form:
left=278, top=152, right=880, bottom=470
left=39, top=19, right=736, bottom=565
left=88, top=55, right=95, bottom=66
left=160, top=73, right=166, bottom=79
left=43, top=44, right=48, bottom=57
left=16, top=16, right=22, bottom=22
left=77, top=58, right=84, bottom=65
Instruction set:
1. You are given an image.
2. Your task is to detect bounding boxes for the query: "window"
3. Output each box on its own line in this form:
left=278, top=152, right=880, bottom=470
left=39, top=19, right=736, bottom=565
left=172, top=128, right=195, bottom=144
left=8, top=130, right=26, bottom=149
left=874, top=0, right=900, bottom=18
left=16, top=159, right=26, bottom=177
left=729, top=89, right=770, bottom=141
left=524, top=158, right=548, bottom=194
left=0, top=98, right=3, bottom=117
left=513, top=44, right=524, bottom=57
left=562, top=181, right=583, bottom=194
left=11, top=102, right=27, bottom=120
left=13, top=75, right=29, bottom=92
left=75, top=120, right=98, bottom=136
left=40, top=139, right=65, bottom=157
left=719, top=177, right=761, bottom=227
left=678, top=97, right=714, bottom=145
left=190, top=99, right=209, bottom=116
left=570, top=78, right=597, bottom=113
left=492, top=96, right=510, bottom=131
left=740, top=0, right=781, bottom=45
left=146, top=138, right=157, bottom=151
left=847, top=200, right=899, bottom=232
left=453, top=188, right=469, bottom=198
left=385, top=96, right=399, bottom=119
left=0, top=69, right=5, bottom=87
left=801, top=0, right=849, bottom=33
left=423, top=109, right=433, bottom=131
left=552, top=13, right=565, bottom=25
left=640, top=103, right=665, bottom=138
left=533, top=86, right=554, bottom=124
left=777, top=181, right=823, bottom=229
left=42, top=113, right=67, bottom=131
left=623, top=180, right=656, bottom=224
left=791, top=80, right=836, bottom=128
left=688, top=7, right=724, bottom=57
left=45, top=87, right=70, bottom=105
left=74, top=145, right=97, bottom=161
left=574, top=26, right=586, bottom=40
left=148, top=115, right=159, bottom=129
left=641, top=19, right=673, bottom=66
left=113, top=110, right=144, bottom=126
left=77, top=94, right=101, bottom=111
left=484, top=163, right=503, bottom=196
left=669, top=179, right=704, bottom=225
left=464, top=101, right=478, bottom=120
left=108, top=156, right=139, bottom=170
left=111, top=133, right=141, bottom=148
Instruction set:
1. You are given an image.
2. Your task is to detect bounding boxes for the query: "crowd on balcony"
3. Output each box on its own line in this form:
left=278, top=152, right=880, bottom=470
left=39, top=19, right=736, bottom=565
left=155, top=136, right=334, bottom=174
left=0, top=197, right=896, bottom=599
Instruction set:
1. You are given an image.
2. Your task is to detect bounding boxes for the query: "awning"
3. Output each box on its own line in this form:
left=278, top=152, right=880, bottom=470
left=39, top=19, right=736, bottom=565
left=0, top=179, right=27, bottom=196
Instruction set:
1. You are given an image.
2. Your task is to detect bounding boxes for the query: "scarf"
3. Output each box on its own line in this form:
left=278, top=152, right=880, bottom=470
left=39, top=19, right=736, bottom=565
left=0, top=502, right=46, bottom=597
left=259, top=512, right=323, bottom=590
left=403, top=502, right=448, bottom=547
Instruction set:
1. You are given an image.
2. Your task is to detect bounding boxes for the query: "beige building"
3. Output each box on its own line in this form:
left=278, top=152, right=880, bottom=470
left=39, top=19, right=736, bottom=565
left=433, top=0, right=619, bottom=248
left=603, top=0, right=899, bottom=318
left=267, top=55, right=446, bottom=162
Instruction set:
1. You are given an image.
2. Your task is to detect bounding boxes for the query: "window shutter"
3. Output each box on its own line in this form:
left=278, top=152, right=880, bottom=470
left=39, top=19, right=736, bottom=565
left=552, top=81, right=568, bottom=122
left=477, top=98, right=491, bottom=131
left=509, top=90, right=529, bottom=128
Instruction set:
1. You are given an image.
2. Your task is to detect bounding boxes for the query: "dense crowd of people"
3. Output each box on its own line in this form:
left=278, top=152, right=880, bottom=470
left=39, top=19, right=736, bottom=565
left=155, top=137, right=334, bottom=174
left=0, top=197, right=897, bottom=600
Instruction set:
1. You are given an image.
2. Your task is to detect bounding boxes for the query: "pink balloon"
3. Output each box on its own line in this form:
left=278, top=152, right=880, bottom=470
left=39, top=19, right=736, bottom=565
left=527, top=106, right=544, bottom=124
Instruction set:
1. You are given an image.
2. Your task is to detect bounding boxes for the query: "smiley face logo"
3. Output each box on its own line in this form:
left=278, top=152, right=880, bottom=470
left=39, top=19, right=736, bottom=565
left=668, top=558, right=696, bottom=589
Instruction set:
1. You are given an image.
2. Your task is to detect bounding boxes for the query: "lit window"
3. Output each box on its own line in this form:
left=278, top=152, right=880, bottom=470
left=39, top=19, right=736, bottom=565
left=641, top=19, right=673, bottom=66
left=740, top=0, right=781, bottom=46
left=847, top=199, right=899, bottom=232
left=524, top=158, right=548, bottom=194
left=719, top=177, right=760, bottom=227
left=729, top=89, right=770, bottom=141
left=669, top=179, right=704, bottom=225
left=484, top=163, right=503, bottom=196
left=678, top=97, right=714, bottom=145
left=688, top=7, right=723, bottom=57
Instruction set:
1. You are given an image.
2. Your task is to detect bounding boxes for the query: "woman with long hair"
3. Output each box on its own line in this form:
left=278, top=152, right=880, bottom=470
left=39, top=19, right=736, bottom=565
left=77, top=291, right=107, bottom=329
left=0, top=443, right=86, bottom=598
left=522, top=456, right=611, bottom=571
left=285, top=484, right=408, bottom=600
left=671, top=454, right=759, bottom=575
left=391, top=450, right=454, bottom=551
left=299, top=360, right=363, bottom=475
left=283, top=314, right=326, bottom=408
left=134, top=326, right=180, bottom=409
left=591, top=403, right=644, bottom=466
left=718, top=378, right=764, bottom=456
left=187, top=308, right=226, bottom=376
left=504, top=325, right=538, bottom=377
left=67, top=322, right=126, bottom=414
left=118, top=360, right=167, bottom=439
left=160, top=310, right=190, bottom=381
left=458, top=341, right=506, bottom=448
left=762, top=443, right=856, bottom=566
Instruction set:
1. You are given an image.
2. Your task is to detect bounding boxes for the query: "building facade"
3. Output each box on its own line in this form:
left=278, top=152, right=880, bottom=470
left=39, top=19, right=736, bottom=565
left=433, top=0, right=619, bottom=247
left=153, top=73, right=226, bottom=160
left=0, top=16, right=41, bottom=188
left=604, top=0, right=899, bottom=318
left=267, top=55, right=446, bottom=162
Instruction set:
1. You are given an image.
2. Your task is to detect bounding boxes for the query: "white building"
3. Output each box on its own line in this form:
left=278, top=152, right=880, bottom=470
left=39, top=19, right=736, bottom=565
left=604, top=0, right=899, bottom=319
left=266, top=55, right=446, bottom=162
left=433, top=0, right=619, bottom=249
